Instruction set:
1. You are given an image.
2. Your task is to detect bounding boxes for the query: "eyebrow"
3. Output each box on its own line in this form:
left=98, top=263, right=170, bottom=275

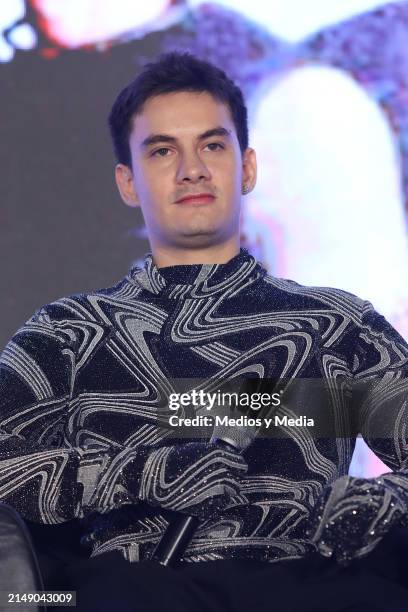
left=140, top=126, right=232, bottom=149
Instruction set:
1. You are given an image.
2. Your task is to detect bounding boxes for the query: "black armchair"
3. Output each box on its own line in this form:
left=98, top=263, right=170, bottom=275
left=0, top=503, right=87, bottom=612
left=0, top=502, right=46, bottom=612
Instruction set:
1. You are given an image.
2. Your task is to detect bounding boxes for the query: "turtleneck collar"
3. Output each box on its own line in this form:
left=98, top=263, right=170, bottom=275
left=127, top=247, right=267, bottom=300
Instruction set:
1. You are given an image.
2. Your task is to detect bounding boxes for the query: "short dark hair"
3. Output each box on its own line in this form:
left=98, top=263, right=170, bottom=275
left=107, top=51, right=249, bottom=169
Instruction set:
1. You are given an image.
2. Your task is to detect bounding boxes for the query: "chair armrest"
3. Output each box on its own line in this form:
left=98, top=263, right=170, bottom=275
left=0, top=502, right=46, bottom=612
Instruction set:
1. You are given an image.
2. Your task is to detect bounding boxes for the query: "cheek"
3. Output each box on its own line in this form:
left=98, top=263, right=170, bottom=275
left=211, top=156, right=241, bottom=183
left=137, top=167, right=167, bottom=198
left=216, top=169, right=240, bottom=195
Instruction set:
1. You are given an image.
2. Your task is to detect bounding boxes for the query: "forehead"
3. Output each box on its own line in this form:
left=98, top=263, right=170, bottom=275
left=129, top=91, right=234, bottom=143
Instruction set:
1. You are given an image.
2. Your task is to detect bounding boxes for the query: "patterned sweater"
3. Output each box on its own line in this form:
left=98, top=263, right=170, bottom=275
left=1, top=247, right=408, bottom=564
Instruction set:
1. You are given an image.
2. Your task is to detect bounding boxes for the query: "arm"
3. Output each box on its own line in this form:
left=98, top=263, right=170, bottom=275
left=0, top=305, right=247, bottom=525
left=353, top=302, right=408, bottom=472
left=308, top=301, right=408, bottom=564
left=0, top=304, right=144, bottom=524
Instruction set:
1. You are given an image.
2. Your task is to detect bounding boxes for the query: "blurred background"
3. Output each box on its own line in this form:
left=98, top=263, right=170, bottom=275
left=1, top=0, right=408, bottom=477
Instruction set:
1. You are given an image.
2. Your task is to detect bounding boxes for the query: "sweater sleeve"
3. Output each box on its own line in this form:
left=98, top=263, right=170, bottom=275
left=353, top=300, right=408, bottom=473
left=0, top=305, right=151, bottom=525
left=306, top=308, right=408, bottom=564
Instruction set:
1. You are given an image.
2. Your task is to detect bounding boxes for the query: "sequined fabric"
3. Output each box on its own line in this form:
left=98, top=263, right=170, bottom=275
left=0, top=247, right=407, bottom=565
left=307, top=471, right=408, bottom=565
left=136, top=441, right=248, bottom=520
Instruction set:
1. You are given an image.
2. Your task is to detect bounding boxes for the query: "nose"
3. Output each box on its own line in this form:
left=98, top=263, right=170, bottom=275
left=176, top=149, right=212, bottom=184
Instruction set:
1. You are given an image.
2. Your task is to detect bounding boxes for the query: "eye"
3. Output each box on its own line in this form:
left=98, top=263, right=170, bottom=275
left=205, top=142, right=224, bottom=151
left=151, top=147, right=171, bottom=157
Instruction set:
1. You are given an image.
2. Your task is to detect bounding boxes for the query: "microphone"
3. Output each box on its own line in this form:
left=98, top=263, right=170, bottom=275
left=149, top=377, right=276, bottom=566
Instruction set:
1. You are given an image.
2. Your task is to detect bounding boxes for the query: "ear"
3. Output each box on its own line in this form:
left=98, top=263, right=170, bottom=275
left=241, top=147, right=257, bottom=194
left=114, top=163, right=140, bottom=208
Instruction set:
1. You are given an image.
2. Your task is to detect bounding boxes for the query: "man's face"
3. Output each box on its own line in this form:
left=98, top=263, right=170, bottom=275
left=115, top=91, right=256, bottom=254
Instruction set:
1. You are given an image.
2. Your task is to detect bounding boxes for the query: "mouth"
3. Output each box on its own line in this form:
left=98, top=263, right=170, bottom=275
left=175, top=195, right=216, bottom=206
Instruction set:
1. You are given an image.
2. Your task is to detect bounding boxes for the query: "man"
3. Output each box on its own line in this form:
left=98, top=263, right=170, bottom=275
left=1, top=51, right=408, bottom=611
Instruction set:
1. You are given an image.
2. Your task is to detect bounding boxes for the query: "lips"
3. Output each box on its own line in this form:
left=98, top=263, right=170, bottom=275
left=175, top=194, right=215, bottom=205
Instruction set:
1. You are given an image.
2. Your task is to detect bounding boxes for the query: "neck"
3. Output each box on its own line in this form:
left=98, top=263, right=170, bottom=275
left=150, top=240, right=241, bottom=268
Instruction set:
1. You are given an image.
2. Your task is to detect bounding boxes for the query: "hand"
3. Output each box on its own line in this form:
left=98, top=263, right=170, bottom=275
left=305, top=474, right=408, bottom=566
left=137, top=441, right=249, bottom=522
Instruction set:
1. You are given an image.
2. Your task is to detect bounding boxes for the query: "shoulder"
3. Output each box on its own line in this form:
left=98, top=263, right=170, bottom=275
left=29, top=274, right=140, bottom=325
left=261, top=273, right=368, bottom=323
